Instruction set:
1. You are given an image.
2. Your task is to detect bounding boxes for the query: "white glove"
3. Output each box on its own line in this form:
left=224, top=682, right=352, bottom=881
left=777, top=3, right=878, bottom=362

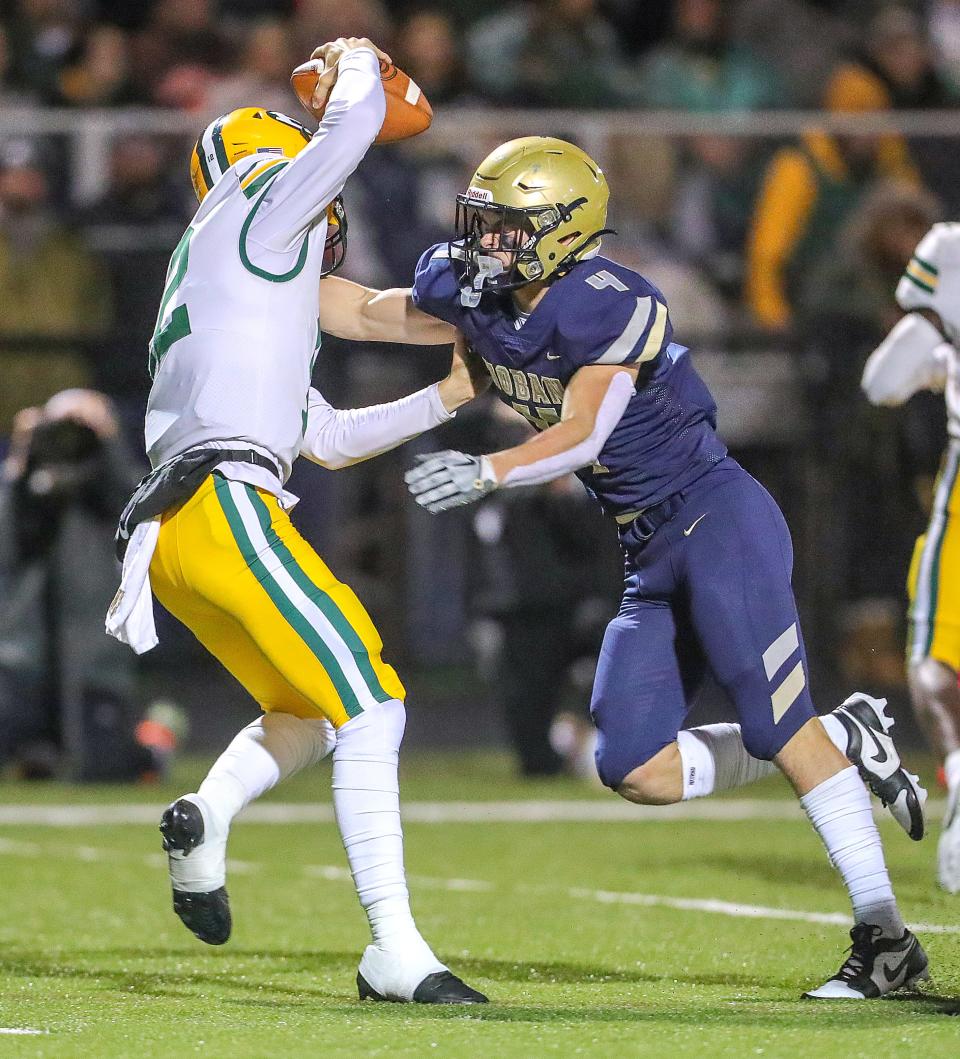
left=405, top=450, right=497, bottom=512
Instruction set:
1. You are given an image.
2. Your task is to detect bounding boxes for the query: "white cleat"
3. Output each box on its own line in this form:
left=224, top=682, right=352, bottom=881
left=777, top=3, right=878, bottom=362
left=938, top=783, right=960, bottom=892
left=159, top=794, right=231, bottom=944
left=804, top=924, right=929, bottom=999
left=832, top=693, right=927, bottom=840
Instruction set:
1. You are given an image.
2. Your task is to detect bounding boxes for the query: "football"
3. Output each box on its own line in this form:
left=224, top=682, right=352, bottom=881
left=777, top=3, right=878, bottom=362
left=290, top=58, right=433, bottom=144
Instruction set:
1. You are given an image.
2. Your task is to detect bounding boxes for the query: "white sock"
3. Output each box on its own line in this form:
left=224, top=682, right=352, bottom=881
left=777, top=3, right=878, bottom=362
left=196, top=712, right=336, bottom=831
left=332, top=699, right=443, bottom=977
left=819, top=712, right=850, bottom=756
left=800, top=765, right=904, bottom=936
left=677, top=725, right=778, bottom=800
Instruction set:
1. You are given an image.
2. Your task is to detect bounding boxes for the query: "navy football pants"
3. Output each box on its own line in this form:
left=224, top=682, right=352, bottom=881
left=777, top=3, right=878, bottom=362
left=591, top=460, right=816, bottom=789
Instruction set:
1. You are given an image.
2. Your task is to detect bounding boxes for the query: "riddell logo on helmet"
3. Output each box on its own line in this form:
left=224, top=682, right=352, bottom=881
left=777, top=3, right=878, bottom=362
left=465, top=187, right=493, bottom=203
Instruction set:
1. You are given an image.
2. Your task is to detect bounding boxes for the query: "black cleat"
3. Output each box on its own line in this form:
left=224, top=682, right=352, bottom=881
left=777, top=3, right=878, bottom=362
left=357, top=969, right=488, bottom=1005
left=159, top=798, right=231, bottom=945
left=803, top=923, right=929, bottom=999
left=171, top=886, right=232, bottom=946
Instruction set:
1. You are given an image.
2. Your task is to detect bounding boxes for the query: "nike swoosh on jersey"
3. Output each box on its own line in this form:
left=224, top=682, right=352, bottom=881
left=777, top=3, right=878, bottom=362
left=683, top=513, right=708, bottom=536
left=545, top=352, right=560, bottom=360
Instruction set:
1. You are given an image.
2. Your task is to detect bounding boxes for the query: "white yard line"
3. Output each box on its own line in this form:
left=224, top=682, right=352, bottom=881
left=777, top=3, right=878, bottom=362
left=0, top=799, right=945, bottom=826
left=0, top=1028, right=47, bottom=1035
left=2, top=830, right=958, bottom=937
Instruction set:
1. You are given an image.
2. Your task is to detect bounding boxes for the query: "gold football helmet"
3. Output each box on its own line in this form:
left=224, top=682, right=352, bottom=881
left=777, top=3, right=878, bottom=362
left=190, top=107, right=312, bottom=203
left=190, top=106, right=348, bottom=276
left=454, top=136, right=611, bottom=303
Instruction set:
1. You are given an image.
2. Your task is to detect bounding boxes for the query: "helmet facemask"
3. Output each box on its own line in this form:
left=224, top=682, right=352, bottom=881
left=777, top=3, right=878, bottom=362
left=453, top=193, right=609, bottom=307
left=321, top=195, right=348, bottom=276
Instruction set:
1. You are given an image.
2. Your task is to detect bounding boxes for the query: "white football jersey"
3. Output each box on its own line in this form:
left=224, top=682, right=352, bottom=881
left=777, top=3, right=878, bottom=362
left=895, top=222, right=960, bottom=438
left=144, top=49, right=385, bottom=498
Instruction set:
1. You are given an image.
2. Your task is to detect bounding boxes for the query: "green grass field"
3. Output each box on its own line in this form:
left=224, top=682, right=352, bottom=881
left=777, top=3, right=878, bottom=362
left=0, top=753, right=957, bottom=1058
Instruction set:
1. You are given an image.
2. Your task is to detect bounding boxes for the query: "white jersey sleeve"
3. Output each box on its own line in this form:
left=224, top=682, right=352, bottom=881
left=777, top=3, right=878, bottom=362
left=861, top=312, right=949, bottom=406
left=896, top=222, right=960, bottom=343
left=247, top=48, right=385, bottom=253
left=300, top=383, right=454, bottom=469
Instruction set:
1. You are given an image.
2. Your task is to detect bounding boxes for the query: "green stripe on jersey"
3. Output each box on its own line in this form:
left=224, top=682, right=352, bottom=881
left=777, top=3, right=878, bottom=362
left=913, top=254, right=939, bottom=276
left=241, top=161, right=287, bottom=200
left=213, top=476, right=363, bottom=717
left=238, top=188, right=310, bottom=282
left=244, top=487, right=391, bottom=708
left=903, top=270, right=936, bottom=295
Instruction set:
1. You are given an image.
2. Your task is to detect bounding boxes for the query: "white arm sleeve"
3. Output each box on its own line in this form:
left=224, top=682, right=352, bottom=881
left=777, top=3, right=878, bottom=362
left=497, top=371, right=635, bottom=487
left=896, top=222, right=960, bottom=342
left=300, top=383, right=454, bottom=470
left=247, top=49, right=385, bottom=252
left=861, top=312, right=949, bottom=406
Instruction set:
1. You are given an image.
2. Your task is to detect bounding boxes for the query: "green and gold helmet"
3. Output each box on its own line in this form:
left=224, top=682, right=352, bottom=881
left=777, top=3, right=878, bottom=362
left=454, top=136, right=611, bottom=304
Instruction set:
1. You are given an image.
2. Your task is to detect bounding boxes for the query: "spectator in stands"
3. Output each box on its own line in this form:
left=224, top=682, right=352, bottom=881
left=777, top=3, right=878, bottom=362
left=731, top=0, right=863, bottom=106
left=203, top=18, right=297, bottom=119
left=467, top=0, right=629, bottom=107
left=927, top=0, right=960, bottom=92
left=634, top=0, right=782, bottom=112
left=744, top=76, right=919, bottom=332
left=0, top=139, right=113, bottom=432
left=6, top=0, right=86, bottom=103
left=0, top=22, right=28, bottom=106
left=293, top=0, right=392, bottom=60
left=58, top=23, right=143, bottom=106
left=80, top=136, right=190, bottom=435
left=136, top=0, right=228, bottom=111
left=797, top=182, right=941, bottom=609
left=395, top=8, right=474, bottom=107
left=0, top=389, right=181, bottom=782
left=828, top=7, right=960, bottom=212
left=669, top=134, right=765, bottom=306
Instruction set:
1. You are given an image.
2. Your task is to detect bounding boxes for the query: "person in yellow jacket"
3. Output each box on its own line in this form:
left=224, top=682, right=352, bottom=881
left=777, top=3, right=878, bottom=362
left=746, top=71, right=918, bottom=331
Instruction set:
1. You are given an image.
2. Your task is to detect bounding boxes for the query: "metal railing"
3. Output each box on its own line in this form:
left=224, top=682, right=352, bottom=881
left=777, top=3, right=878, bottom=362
left=2, top=105, right=960, bottom=203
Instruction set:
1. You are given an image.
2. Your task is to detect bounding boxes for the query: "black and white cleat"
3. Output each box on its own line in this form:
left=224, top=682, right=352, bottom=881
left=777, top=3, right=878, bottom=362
left=803, top=923, right=929, bottom=999
left=159, top=796, right=231, bottom=945
left=832, top=693, right=927, bottom=840
left=358, top=969, right=488, bottom=1005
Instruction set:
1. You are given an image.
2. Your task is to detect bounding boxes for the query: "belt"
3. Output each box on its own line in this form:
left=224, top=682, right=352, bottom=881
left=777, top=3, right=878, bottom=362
left=115, top=446, right=280, bottom=558
left=617, top=491, right=687, bottom=541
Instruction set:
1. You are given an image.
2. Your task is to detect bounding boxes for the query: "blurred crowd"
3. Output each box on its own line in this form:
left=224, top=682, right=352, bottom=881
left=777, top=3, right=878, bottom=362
left=2, top=0, right=959, bottom=767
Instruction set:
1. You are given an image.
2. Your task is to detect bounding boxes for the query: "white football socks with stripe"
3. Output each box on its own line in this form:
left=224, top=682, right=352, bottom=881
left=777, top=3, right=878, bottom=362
left=677, top=717, right=854, bottom=801
left=333, top=700, right=445, bottom=996
left=800, top=765, right=904, bottom=936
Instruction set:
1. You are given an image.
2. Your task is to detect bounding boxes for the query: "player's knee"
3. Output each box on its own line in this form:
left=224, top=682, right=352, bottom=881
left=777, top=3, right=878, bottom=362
left=334, top=698, right=406, bottom=757
left=615, top=754, right=679, bottom=805
left=739, top=725, right=778, bottom=763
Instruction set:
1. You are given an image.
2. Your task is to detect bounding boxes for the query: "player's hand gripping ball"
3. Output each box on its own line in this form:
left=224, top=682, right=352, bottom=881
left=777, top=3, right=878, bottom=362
left=291, top=38, right=432, bottom=144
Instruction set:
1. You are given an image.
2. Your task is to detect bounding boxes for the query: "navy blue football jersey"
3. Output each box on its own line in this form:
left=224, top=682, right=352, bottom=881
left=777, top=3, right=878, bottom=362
left=412, top=243, right=728, bottom=519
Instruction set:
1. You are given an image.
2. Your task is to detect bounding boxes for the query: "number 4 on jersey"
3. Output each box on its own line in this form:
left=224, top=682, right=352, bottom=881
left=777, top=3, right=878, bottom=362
left=149, top=227, right=194, bottom=378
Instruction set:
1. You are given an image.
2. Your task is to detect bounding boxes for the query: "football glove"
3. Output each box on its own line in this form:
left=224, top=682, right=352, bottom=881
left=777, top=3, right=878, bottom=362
left=405, top=450, right=497, bottom=513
